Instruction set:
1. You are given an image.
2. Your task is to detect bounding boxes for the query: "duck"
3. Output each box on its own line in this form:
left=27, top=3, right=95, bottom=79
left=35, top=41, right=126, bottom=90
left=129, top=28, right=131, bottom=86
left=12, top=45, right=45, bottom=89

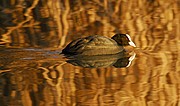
left=61, top=34, right=136, bottom=56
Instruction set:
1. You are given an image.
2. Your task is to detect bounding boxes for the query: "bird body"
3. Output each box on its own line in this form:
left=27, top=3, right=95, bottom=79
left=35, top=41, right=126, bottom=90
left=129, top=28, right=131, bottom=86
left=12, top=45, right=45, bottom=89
left=62, top=34, right=136, bottom=56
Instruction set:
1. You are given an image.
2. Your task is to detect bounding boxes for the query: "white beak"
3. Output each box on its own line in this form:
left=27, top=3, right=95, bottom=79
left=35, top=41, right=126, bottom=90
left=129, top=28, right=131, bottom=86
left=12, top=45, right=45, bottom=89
left=129, top=41, right=136, bottom=47
left=125, top=34, right=136, bottom=47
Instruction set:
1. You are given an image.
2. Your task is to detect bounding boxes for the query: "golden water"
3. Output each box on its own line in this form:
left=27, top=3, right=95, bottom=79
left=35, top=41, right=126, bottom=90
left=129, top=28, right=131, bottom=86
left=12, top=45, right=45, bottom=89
left=0, top=0, right=180, bottom=106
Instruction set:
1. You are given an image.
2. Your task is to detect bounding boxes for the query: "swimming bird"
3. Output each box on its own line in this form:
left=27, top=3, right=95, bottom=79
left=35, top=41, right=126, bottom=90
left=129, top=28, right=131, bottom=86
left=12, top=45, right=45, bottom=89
left=61, top=34, right=136, bottom=56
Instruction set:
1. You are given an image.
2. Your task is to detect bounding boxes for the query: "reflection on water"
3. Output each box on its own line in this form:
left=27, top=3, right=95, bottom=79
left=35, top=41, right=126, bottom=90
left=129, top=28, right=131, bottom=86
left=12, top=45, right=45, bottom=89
left=64, top=51, right=136, bottom=68
left=0, top=48, right=180, bottom=105
left=0, top=0, right=180, bottom=106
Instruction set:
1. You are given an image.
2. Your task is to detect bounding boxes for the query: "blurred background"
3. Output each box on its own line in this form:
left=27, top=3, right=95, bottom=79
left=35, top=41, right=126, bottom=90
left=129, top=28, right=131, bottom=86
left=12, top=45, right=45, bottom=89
left=0, top=0, right=180, bottom=106
left=0, top=0, right=179, bottom=49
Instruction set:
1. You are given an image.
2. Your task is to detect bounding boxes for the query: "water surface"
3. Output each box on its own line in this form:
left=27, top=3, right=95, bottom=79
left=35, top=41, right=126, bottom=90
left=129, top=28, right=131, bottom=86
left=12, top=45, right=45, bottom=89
left=0, top=0, right=180, bottom=106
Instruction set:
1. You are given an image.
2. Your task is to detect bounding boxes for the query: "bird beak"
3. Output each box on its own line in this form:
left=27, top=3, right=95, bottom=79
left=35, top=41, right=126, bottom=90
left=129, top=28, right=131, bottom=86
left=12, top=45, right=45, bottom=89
left=129, top=41, right=136, bottom=47
left=125, top=34, right=136, bottom=47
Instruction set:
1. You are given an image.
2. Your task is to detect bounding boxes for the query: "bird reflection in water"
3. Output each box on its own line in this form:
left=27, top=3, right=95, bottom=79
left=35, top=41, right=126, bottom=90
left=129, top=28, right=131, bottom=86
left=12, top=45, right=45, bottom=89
left=63, top=51, right=136, bottom=68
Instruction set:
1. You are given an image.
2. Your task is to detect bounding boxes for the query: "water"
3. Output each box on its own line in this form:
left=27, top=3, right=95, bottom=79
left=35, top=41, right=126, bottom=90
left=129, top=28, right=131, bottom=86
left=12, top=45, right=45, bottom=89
left=0, top=46, right=179, bottom=105
left=0, top=0, right=180, bottom=106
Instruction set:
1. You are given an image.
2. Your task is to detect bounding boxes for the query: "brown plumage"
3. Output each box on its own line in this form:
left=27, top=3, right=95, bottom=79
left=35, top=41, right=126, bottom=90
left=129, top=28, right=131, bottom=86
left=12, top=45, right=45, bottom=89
left=62, top=34, right=136, bottom=56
